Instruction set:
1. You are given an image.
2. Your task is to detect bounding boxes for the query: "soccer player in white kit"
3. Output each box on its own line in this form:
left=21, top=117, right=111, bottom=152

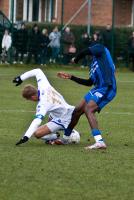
left=13, top=68, right=76, bottom=145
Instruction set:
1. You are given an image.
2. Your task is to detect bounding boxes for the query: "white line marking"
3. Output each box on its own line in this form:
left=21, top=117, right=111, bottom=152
left=117, top=81, right=134, bottom=83
left=103, top=111, right=134, bottom=116
left=0, top=74, right=134, bottom=83
left=0, top=109, right=133, bottom=116
left=0, top=109, right=34, bottom=113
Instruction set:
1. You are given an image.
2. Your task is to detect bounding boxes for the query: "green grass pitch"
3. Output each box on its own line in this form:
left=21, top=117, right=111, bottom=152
left=0, top=65, right=134, bottom=200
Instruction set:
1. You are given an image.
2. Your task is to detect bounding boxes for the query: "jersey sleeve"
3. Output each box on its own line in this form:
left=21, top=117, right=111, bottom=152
left=24, top=101, right=50, bottom=138
left=71, top=75, right=93, bottom=86
left=89, top=44, right=105, bottom=57
left=20, top=68, right=51, bottom=89
left=74, top=48, right=90, bottom=63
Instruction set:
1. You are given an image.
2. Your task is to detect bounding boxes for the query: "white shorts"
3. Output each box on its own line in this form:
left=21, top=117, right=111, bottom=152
left=46, top=121, right=64, bottom=133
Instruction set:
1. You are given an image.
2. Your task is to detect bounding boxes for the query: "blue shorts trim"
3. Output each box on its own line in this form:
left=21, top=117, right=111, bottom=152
left=51, top=120, right=65, bottom=129
left=84, top=87, right=116, bottom=110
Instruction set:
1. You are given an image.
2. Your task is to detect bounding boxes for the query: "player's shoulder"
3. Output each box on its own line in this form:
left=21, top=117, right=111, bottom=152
left=89, top=43, right=105, bottom=55
left=35, top=68, right=43, bottom=73
left=90, top=43, right=104, bottom=50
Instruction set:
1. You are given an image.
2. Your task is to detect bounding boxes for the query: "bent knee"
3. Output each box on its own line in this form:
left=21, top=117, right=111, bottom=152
left=34, top=131, right=41, bottom=139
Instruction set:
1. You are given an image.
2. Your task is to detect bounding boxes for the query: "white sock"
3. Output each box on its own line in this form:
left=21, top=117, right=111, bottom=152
left=94, top=135, right=103, bottom=143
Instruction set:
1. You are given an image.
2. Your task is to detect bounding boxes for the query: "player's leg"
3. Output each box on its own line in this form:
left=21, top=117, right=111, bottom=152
left=34, top=124, right=52, bottom=138
left=83, top=100, right=106, bottom=149
left=84, top=87, right=116, bottom=149
left=84, top=90, right=107, bottom=150
left=64, top=99, right=85, bottom=136
left=34, top=121, right=63, bottom=143
left=84, top=100, right=99, bottom=129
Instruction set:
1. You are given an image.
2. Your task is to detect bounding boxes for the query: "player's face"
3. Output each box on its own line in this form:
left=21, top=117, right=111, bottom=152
left=25, top=95, right=38, bottom=102
left=31, top=95, right=38, bottom=101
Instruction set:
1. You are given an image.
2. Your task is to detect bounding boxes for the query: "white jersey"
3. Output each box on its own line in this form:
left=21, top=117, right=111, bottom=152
left=20, top=69, right=74, bottom=138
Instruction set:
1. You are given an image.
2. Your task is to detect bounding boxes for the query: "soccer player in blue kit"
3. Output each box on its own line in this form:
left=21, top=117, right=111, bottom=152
left=58, top=43, right=117, bottom=149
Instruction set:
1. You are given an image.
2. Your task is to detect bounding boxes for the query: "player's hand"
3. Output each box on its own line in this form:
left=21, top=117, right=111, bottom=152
left=13, top=76, right=23, bottom=86
left=16, top=136, right=29, bottom=146
left=57, top=72, right=72, bottom=79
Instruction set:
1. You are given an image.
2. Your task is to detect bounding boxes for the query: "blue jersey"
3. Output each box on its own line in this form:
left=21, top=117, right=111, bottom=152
left=88, top=44, right=116, bottom=91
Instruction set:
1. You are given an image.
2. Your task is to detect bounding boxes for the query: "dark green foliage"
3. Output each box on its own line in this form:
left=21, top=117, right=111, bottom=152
left=23, top=23, right=134, bottom=60
left=0, top=20, right=134, bottom=63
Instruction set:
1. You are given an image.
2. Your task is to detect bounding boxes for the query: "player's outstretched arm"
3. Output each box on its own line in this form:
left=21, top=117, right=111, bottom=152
left=57, top=72, right=93, bottom=86
left=13, top=69, right=50, bottom=87
left=72, top=48, right=91, bottom=64
left=15, top=118, right=43, bottom=146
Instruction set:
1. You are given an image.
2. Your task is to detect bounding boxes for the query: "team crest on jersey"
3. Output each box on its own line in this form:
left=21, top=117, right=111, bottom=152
left=94, top=92, right=103, bottom=98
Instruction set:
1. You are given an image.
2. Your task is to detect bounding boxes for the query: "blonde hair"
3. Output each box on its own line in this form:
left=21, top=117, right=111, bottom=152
left=22, top=84, right=37, bottom=99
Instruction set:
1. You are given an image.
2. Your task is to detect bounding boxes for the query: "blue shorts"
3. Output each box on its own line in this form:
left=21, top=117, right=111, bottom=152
left=84, top=87, right=116, bottom=111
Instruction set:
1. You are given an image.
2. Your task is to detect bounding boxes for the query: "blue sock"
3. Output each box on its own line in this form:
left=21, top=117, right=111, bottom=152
left=91, top=129, right=103, bottom=142
left=64, top=128, right=72, bottom=136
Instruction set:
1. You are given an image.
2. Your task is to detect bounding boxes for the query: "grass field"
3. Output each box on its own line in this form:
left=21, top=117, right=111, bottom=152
left=0, top=65, right=134, bottom=200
